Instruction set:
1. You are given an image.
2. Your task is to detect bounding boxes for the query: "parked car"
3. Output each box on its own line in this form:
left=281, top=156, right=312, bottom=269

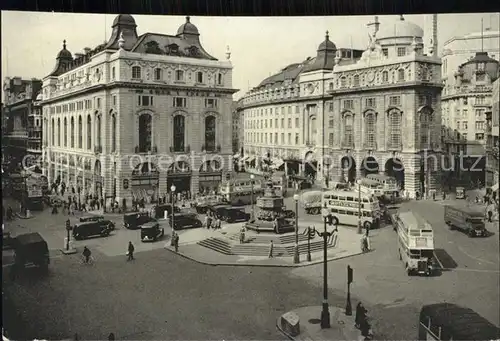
left=153, top=204, right=181, bottom=219
left=123, top=212, right=154, bottom=230
left=73, top=220, right=113, bottom=240
left=172, top=213, right=203, bottom=230
left=79, top=215, right=115, bottom=230
left=10, top=232, right=50, bottom=277
left=219, top=207, right=251, bottom=223
left=140, top=221, right=165, bottom=242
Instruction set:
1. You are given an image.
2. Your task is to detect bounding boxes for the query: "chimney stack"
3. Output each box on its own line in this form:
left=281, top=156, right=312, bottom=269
left=83, top=47, right=91, bottom=54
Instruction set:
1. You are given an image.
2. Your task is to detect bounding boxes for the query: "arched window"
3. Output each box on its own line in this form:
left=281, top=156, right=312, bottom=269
left=328, top=82, right=334, bottom=91
left=70, top=117, right=75, bottom=148
left=96, top=115, right=102, bottom=147
left=420, top=109, right=432, bottom=148
left=138, top=114, right=152, bottom=153
left=111, top=114, right=116, bottom=152
left=196, top=71, right=204, bottom=83
left=51, top=119, right=55, bottom=146
left=217, top=73, right=223, bottom=85
left=132, top=66, right=141, bottom=79
left=57, top=118, right=61, bottom=146
left=353, top=75, right=360, bottom=87
left=63, top=117, right=67, bottom=147
left=398, top=68, right=405, bottom=81
left=205, top=115, right=216, bottom=152
left=382, top=71, right=389, bottom=82
left=364, top=113, right=376, bottom=148
left=87, top=115, right=92, bottom=150
left=388, top=110, right=402, bottom=149
left=173, top=115, right=185, bottom=152
left=343, top=114, right=354, bottom=147
left=78, top=116, right=83, bottom=148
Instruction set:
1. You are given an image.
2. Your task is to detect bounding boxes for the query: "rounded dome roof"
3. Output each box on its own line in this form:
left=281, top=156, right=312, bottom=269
left=57, top=40, right=72, bottom=59
left=376, top=17, right=423, bottom=40
left=318, top=39, right=336, bottom=52
left=177, top=16, right=199, bottom=35
left=112, top=14, right=136, bottom=27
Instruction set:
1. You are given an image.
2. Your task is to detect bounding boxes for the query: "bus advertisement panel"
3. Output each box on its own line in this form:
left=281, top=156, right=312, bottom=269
left=322, top=190, right=381, bottom=229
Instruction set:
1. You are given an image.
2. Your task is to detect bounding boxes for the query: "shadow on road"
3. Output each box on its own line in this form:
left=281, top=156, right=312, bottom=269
left=434, top=248, right=458, bottom=270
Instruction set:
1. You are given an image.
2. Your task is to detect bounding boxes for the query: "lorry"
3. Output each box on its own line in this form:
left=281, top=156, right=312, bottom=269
left=300, top=191, right=322, bottom=214
left=444, top=204, right=487, bottom=237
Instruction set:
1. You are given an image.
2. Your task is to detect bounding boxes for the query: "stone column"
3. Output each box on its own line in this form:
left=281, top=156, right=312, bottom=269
left=191, top=171, right=200, bottom=196
left=403, top=154, right=420, bottom=199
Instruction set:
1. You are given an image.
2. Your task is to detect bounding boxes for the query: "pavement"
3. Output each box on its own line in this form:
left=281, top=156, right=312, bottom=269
left=276, top=306, right=363, bottom=341
left=2, top=195, right=499, bottom=340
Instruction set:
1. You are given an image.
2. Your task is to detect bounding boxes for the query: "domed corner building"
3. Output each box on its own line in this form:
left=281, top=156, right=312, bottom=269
left=40, top=15, right=237, bottom=206
left=241, top=15, right=444, bottom=199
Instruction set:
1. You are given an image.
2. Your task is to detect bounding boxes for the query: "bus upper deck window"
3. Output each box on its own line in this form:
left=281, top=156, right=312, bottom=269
left=332, top=195, right=338, bottom=200
left=346, top=196, right=354, bottom=201
left=369, top=197, right=374, bottom=202
left=362, top=198, right=369, bottom=203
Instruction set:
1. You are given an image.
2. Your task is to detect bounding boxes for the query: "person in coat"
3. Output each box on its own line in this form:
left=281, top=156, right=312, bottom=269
left=355, top=302, right=367, bottom=329
left=127, top=241, right=135, bottom=261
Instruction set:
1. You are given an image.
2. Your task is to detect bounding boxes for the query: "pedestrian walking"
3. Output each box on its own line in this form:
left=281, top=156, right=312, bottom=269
left=127, top=241, right=135, bottom=261
left=488, top=209, right=493, bottom=222
left=240, top=227, right=245, bottom=244
left=268, top=240, right=274, bottom=258
left=174, top=233, right=179, bottom=252
left=204, top=215, right=209, bottom=229
left=108, top=333, right=115, bottom=341
left=355, top=302, right=367, bottom=329
left=216, top=217, right=221, bottom=230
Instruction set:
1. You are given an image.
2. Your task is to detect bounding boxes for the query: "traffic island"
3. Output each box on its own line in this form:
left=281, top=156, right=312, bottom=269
left=276, top=306, right=363, bottom=341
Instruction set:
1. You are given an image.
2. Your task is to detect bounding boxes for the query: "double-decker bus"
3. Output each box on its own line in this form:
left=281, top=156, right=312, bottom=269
left=394, top=211, right=435, bottom=276
left=357, top=178, right=384, bottom=197
left=219, top=173, right=265, bottom=206
left=366, top=174, right=399, bottom=196
left=322, top=190, right=381, bottom=229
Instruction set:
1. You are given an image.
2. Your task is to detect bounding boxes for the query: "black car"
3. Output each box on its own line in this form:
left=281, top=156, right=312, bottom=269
left=10, top=232, right=50, bottom=277
left=79, top=215, right=115, bottom=230
left=140, top=221, right=165, bottom=242
left=153, top=204, right=181, bottom=219
left=123, top=212, right=154, bottom=230
left=73, top=220, right=113, bottom=240
left=219, top=207, right=251, bottom=223
left=172, top=213, right=203, bottom=230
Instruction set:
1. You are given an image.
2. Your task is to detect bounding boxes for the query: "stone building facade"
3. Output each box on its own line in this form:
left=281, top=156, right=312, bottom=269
left=241, top=16, right=443, bottom=198
left=42, top=15, right=236, bottom=206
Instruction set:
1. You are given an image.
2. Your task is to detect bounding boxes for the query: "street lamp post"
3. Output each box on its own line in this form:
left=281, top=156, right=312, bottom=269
left=357, top=179, right=362, bottom=234
left=306, top=226, right=314, bottom=261
left=170, top=184, right=176, bottom=237
left=324, top=158, right=330, bottom=190
left=316, top=204, right=335, bottom=329
left=250, top=174, right=255, bottom=219
left=293, top=193, right=300, bottom=264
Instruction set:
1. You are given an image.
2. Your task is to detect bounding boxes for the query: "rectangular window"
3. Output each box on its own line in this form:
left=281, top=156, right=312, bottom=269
left=113, top=96, right=117, bottom=106
left=329, top=102, right=334, bottom=112
left=462, top=109, right=468, bottom=118
left=138, top=96, right=154, bottom=107
left=175, top=70, right=184, bottom=81
left=196, top=72, right=204, bottom=83
left=275, top=133, right=278, bottom=144
left=281, top=133, right=284, bottom=144
left=389, top=96, right=401, bottom=106
left=154, top=68, right=162, bottom=81
left=397, top=47, right=406, bottom=57
left=475, top=133, right=484, bottom=140
left=275, top=118, right=278, bottom=127
left=295, top=117, right=299, bottom=128
left=382, top=48, right=388, bottom=57
left=343, top=99, right=354, bottom=109
left=288, top=133, right=291, bottom=145
left=295, top=133, right=299, bottom=145
left=463, top=97, right=468, bottom=105
left=96, top=98, right=101, bottom=108
left=281, top=118, right=284, bottom=128
left=288, top=118, right=292, bottom=128
left=328, top=119, right=334, bottom=128
left=270, top=119, right=273, bottom=128
left=205, top=99, right=218, bottom=108
left=173, top=97, right=186, bottom=107
left=111, top=67, right=116, bottom=79
left=463, top=133, right=468, bottom=140
left=328, top=133, right=334, bottom=146
left=462, top=121, right=468, bottom=130
left=295, top=106, right=299, bottom=113
left=365, top=98, right=375, bottom=107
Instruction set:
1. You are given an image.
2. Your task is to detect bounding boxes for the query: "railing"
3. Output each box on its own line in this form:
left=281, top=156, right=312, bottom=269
left=48, top=80, right=93, bottom=99
left=170, top=145, right=190, bottom=153
left=341, top=140, right=355, bottom=149
left=363, top=141, right=377, bottom=150
left=386, top=141, right=403, bottom=151
left=305, top=140, right=315, bottom=147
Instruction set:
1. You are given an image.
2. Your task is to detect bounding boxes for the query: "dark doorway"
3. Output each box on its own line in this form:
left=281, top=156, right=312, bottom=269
left=360, top=156, right=379, bottom=177
left=384, top=157, right=405, bottom=190
left=341, top=156, right=356, bottom=183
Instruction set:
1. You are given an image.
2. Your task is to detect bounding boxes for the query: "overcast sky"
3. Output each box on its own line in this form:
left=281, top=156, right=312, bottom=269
left=1, top=11, right=499, bottom=101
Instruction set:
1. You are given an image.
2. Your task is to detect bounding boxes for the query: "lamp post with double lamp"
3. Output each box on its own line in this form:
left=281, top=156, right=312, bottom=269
left=357, top=179, right=362, bottom=234
left=293, top=193, right=300, bottom=264
left=170, top=185, right=176, bottom=236
left=317, top=204, right=335, bottom=329
left=250, top=174, right=255, bottom=219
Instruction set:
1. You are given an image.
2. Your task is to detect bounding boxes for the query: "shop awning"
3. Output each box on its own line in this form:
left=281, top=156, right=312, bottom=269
left=272, top=158, right=284, bottom=169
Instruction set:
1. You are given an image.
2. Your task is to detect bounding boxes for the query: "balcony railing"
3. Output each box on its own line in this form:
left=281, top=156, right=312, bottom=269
left=169, top=145, right=190, bottom=153
left=363, top=141, right=377, bottom=150
left=341, top=140, right=355, bottom=149
left=387, top=141, right=403, bottom=151
left=305, top=140, right=316, bottom=147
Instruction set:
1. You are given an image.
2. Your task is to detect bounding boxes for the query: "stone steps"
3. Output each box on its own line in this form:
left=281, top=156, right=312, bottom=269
left=231, top=244, right=288, bottom=257
left=197, top=237, right=232, bottom=255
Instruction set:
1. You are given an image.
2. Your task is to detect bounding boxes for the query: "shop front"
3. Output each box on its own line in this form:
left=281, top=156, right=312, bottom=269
left=131, top=162, right=160, bottom=203
left=167, top=161, right=192, bottom=194
left=199, top=160, right=223, bottom=194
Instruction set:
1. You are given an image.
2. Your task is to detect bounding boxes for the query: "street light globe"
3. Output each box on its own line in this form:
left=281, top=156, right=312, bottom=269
left=250, top=174, right=255, bottom=179
left=171, top=185, right=176, bottom=192
left=293, top=194, right=300, bottom=201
